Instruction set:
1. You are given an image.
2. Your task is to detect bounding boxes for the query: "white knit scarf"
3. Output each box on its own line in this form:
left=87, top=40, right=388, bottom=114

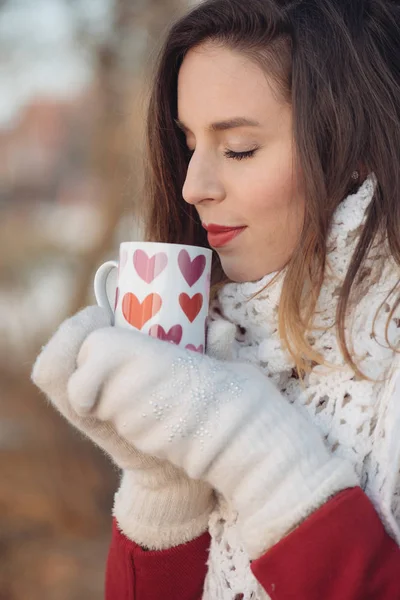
left=203, top=175, right=400, bottom=600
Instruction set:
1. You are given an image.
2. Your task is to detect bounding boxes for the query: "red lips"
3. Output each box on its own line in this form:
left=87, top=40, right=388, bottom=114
left=202, top=223, right=247, bottom=248
left=203, top=223, right=243, bottom=233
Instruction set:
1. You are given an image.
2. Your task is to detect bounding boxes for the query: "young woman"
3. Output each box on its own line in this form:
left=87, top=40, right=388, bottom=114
left=32, top=0, right=400, bottom=598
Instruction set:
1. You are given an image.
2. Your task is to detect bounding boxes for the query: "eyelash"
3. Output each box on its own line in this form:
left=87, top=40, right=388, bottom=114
left=186, top=148, right=257, bottom=161
left=224, top=149, right=257, bottom=161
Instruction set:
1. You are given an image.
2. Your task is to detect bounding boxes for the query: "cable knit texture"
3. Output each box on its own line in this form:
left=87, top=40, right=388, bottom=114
left=203, top=175, right=400, bottom=599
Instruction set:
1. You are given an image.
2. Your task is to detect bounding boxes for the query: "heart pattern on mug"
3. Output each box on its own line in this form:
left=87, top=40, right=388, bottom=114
left=179, top=293, right=203, bottom=323
left=178, top=250, right=206, bottom=287
left=122, top=292, right=162, bottom=329
left=134, top=250, right=168, bottom=284
left=149, top=324, right=183, bottom=345
left=185, top=344, right=204, bottom=353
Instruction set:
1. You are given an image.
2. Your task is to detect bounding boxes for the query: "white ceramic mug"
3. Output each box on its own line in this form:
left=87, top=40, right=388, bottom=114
left=94, top=242, right=212, bottom=353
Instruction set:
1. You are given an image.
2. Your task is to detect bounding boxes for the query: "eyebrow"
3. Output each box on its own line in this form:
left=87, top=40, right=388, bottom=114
left=174, top=117, right=261, bottom=133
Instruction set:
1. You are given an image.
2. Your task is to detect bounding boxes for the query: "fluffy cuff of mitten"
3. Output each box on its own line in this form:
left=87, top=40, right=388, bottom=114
left=113, top=466, right=216, bottom=550
left=239, top=458, right=358, bottom=560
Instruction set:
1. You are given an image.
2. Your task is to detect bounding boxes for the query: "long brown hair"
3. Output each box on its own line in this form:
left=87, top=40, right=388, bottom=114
left=141, top=0, right=400, bottom=381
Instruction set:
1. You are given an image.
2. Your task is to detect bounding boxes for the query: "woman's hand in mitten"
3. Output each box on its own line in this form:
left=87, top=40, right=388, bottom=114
left=68, top=324, right=359, bottom=560
left=31, top=306, right=215, bottom=549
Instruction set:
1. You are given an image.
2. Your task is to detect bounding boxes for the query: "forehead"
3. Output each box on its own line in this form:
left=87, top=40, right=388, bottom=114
left=177, top=44, right=283, bottom=126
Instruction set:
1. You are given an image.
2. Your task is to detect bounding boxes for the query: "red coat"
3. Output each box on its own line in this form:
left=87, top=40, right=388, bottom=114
left=105, top=487, right=400, bottom=599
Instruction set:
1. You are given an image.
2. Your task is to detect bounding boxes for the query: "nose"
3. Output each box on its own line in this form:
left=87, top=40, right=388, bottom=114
left=182, top=152, right=225, bottom=207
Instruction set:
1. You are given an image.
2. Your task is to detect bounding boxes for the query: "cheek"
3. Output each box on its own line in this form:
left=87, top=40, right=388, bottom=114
left=230, top=141, right=301, bottom=221
left=242, top=169, right=299, bottom=225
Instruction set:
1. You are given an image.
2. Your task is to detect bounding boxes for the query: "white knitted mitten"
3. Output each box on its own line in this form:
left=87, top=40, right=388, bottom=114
left=68, top=324, right=359, bottom=560
left=31, top=307, right=215, bottom=549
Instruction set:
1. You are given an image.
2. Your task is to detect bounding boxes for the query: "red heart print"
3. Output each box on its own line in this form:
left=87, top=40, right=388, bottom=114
left=185, top=344, right=204, bottom=354
left=122, top=292, right=162, bottom=329
left=149, top=324, right=183, bottom=345
left=179, top=293, right=203, bottom=323
left=133, top=250, right=168, bottom=283
left=178, top=250, right=206, bottom=287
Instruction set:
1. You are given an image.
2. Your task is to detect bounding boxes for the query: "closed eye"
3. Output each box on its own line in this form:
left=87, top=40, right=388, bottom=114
left=223, top=149, right=257, bottom=161
left=186, top=148, right=258, bottom=161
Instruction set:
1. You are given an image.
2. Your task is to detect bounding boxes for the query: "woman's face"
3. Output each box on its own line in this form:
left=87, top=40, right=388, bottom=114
left=177, top=43, right=305, bottom=282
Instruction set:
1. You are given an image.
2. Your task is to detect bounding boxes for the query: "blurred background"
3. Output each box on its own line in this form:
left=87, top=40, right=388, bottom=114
left=0, top=1, right=194, bottom=597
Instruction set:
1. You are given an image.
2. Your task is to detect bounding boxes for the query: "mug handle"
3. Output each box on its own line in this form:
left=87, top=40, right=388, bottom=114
left=94, top=260, right=118, bottom=321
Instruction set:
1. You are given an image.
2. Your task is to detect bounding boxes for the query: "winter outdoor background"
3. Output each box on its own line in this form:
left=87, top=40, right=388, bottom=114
left=0, top=1, right=195, bottom=597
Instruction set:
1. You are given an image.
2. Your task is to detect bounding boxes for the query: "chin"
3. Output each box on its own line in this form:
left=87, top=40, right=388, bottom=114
left=219, top=258, right=260, bottom=283
left=219, top=255, right=280, bottom=284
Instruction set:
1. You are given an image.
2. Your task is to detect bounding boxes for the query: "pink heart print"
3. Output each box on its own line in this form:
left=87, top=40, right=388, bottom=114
left=149, top=324, right=183, bottom=345
left=133, top=250, right=168, bottom=283
left=185, top=344, right=204, bottom=353
left=178, top=250, right=206, bottom=287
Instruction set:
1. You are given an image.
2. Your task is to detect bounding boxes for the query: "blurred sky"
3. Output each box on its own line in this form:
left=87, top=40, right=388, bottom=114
left=0, top=0, right=112, bottom=127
